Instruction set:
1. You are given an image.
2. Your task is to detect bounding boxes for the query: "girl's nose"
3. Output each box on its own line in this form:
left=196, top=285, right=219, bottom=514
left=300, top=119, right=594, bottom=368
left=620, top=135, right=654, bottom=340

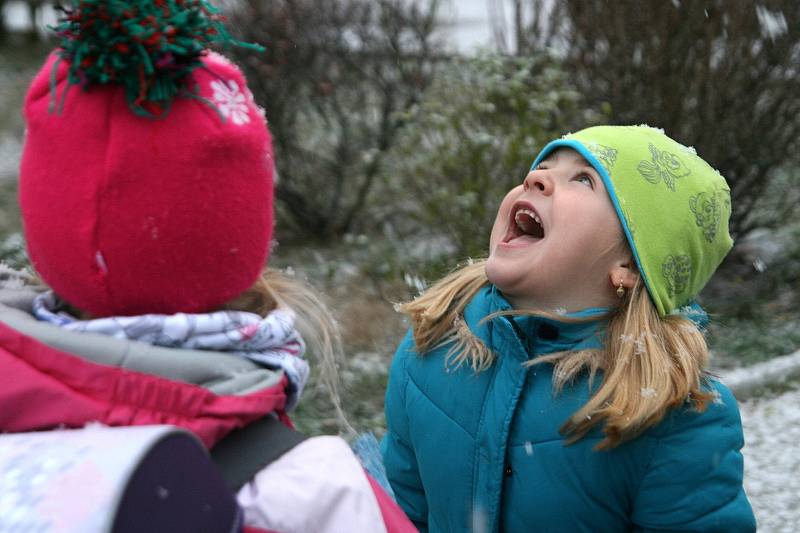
left=523, top=170, right=554, bottom=195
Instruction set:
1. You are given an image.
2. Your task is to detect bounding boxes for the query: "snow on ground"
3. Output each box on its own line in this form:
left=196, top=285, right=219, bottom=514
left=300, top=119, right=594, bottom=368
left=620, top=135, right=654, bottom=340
left=740, top=386, right=800, bottom=532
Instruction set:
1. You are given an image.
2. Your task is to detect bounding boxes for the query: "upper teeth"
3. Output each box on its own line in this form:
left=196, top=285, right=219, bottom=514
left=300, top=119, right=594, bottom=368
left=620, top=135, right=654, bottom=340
left=515, top=209, right=541, bottom=225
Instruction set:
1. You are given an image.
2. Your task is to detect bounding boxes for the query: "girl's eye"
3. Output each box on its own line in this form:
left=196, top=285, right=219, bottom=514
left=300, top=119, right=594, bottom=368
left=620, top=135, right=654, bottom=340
left=574, top=174, right=594, bottom=188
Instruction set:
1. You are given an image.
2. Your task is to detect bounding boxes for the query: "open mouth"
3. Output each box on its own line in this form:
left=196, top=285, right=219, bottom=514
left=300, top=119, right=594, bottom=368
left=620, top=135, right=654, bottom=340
left=503, top=202, right=545, bottom=244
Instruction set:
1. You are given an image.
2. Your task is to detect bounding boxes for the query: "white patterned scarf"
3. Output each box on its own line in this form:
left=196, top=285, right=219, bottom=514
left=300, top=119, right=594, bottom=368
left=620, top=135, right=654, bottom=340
left=32, top=291, right=309, bottom=410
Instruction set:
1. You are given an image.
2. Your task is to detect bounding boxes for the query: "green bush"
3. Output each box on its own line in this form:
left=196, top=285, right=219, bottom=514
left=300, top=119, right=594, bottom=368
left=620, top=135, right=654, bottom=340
left=226, top=0, right=442, bottom=241
left=0, top=232, right=27, bottom=270
left=380, top=52, right=605, bottom=280
left=709, top=314, right=800, bottom=368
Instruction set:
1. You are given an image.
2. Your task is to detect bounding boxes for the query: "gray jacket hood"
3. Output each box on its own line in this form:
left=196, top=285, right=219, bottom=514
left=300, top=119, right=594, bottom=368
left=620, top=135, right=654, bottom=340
left=0, top=284, right=284, bottom=396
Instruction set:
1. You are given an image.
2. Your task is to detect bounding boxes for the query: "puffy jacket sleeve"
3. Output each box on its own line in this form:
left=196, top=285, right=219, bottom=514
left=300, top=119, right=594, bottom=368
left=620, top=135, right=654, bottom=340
left=631, top=381, right=756, bottom=532
left=381, top=329, right=428, bottom=531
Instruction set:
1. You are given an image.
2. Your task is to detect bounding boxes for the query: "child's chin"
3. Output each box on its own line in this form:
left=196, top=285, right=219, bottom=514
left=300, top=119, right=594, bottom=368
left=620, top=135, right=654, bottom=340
left=484, top=258, right=519, bottom=290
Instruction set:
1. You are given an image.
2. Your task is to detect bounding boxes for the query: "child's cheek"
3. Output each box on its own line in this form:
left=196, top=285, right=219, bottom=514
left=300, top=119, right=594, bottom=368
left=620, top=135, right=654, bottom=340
left=499, top=186, right=524, bottom=220
left=489, top=186, right=523, bottom=250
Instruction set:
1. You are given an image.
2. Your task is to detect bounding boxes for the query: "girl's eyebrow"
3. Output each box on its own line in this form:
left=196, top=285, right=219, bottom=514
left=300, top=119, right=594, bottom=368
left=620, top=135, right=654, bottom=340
left=572, top=156, right=598, bottom=172
left=543, top=151, right=560, bottom=163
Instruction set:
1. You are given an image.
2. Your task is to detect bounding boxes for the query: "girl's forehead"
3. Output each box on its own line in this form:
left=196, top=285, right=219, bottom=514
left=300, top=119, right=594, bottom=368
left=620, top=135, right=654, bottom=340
left=541, top=147, right=591, bottom=167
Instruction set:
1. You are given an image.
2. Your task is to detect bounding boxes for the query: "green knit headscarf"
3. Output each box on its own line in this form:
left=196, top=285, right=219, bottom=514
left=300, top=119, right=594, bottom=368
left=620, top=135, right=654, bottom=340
left=531, top=125, right=733, bottom=316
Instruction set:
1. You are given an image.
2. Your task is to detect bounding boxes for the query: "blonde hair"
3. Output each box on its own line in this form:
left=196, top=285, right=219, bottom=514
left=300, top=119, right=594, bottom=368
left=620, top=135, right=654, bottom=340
left=222, top=268, right=356, bottom=437
left=398, top=260, right=713, bottom=450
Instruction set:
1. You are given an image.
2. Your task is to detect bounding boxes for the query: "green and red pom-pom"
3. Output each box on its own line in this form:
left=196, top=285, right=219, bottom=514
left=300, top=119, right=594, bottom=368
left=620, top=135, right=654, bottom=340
left=52, top=0, right=261, bottom=116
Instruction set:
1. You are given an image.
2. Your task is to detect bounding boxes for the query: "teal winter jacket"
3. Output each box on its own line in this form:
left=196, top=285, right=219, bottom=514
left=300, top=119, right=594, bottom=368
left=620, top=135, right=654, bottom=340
left=381, top=285, right=755, bottom=532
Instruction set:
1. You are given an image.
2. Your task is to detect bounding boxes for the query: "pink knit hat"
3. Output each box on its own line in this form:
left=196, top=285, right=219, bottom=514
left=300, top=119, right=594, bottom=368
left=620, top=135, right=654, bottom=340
left=19, top=2, right=273, bottom=317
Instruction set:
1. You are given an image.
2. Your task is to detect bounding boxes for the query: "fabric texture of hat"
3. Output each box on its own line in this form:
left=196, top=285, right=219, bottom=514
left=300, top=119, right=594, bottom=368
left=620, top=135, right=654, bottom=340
left=19, top=1, right=274, bottom=317
left=531, top=125, right=733, bottom=316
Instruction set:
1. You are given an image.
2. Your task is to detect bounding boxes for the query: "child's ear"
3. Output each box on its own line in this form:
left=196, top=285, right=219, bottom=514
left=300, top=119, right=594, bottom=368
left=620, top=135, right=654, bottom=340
left=609, top=260, right=639, bottom=291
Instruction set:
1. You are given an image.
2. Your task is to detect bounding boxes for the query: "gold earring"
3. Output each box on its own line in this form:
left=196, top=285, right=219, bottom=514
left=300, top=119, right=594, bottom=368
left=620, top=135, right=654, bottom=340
left=616, top=280, right=626, bottom=298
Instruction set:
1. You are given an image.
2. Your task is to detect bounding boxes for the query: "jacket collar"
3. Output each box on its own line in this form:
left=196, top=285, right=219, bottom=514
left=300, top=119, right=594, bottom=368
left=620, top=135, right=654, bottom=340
left=468, top=285, right=609, bottom=359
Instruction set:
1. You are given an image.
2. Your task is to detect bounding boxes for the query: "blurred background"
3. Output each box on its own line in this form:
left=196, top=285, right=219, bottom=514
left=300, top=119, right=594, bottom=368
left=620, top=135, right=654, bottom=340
left=1, top=1, right=799, bottom=527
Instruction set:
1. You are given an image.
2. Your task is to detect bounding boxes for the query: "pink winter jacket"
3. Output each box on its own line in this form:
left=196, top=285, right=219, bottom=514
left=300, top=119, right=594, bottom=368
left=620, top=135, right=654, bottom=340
left=0, top=285, right=415, bottom=533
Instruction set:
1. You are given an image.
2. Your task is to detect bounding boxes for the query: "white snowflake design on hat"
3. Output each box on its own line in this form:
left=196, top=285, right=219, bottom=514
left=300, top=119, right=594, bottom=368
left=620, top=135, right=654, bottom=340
left=210, top=79, right=251, bottom=125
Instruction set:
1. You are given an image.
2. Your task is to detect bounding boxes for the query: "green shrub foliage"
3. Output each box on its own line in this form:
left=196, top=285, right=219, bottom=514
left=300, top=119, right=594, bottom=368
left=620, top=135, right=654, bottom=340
left=383, top=53, right=603, bottom=274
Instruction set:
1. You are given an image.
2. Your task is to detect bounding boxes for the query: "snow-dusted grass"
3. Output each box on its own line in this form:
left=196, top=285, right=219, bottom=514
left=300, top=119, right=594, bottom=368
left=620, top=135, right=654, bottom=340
left=739, top=384, right=800, bottom=532
left=709, top=314, right=800, bottom=370
left=722, top=350, right=800, bottom=400
left=719, top=352, right=800, bottom=530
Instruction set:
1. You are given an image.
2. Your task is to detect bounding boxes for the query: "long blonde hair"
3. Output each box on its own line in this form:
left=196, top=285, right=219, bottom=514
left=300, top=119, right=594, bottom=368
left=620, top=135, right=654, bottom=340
left=221, top=268, right=355, bottom=436
left=398, top=260, right=713, bottom=450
